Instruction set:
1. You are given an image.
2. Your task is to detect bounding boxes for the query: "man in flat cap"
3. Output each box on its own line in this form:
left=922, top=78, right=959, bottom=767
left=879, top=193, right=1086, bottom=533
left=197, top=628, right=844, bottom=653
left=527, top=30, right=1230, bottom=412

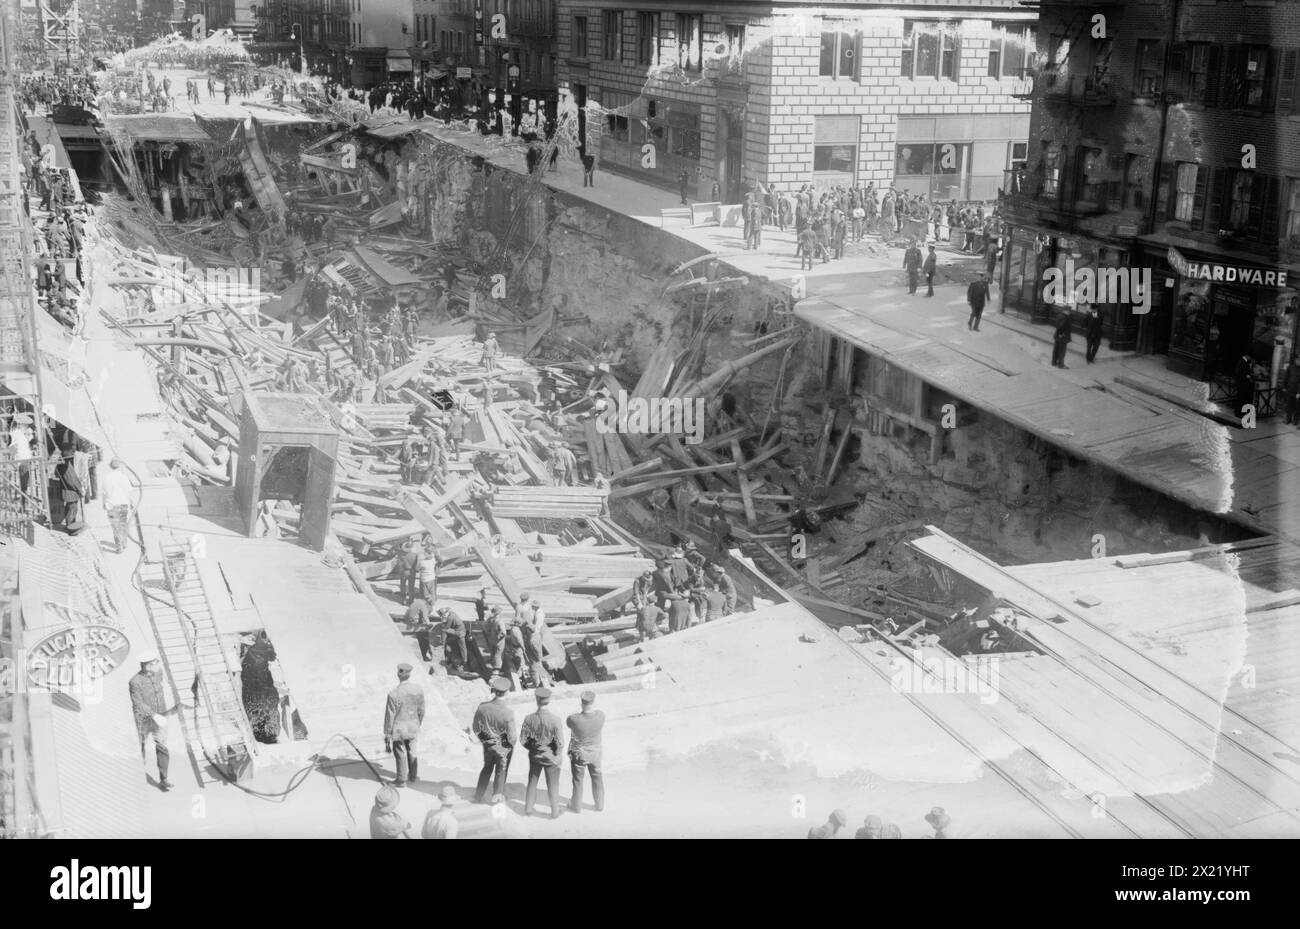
left=566, top=690, right=605, bottom=813
left=128, top=651, right=174, bottom=791
left=384, top=663, right=426, bottom=787
left=521, top=686, right=564, bottom=818
left=473, top=676, right=517, bottom=803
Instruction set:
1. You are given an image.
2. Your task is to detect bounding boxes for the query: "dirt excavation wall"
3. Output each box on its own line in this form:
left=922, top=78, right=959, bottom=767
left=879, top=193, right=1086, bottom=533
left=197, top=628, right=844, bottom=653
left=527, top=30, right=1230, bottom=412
left=770, top=349, right=1254, bottom=601
left=388, top=133, right=782, bottom=381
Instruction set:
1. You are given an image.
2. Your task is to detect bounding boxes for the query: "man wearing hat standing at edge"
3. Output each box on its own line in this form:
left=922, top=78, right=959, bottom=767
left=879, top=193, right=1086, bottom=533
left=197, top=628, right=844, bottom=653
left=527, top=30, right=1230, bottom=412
left=566, top=690, right=605, bottom=813
left=129, top=652, right=175, bottom=791
left=473, top=676, right=518, bottom=802
left=384, top=663, right=426, bottom=788
left=422, top=785, right=461, bottom=839
left=521, top=686, right=564, bottom=818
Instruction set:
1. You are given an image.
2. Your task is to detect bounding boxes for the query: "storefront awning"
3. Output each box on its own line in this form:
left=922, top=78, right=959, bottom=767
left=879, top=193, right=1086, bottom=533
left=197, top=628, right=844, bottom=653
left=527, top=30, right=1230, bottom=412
left=387, top=58, right=414, bottom=72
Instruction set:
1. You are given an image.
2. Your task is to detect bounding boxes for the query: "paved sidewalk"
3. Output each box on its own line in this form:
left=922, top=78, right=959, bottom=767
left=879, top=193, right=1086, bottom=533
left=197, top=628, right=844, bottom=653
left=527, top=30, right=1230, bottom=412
left=798, top=283, right=1300, bottom=544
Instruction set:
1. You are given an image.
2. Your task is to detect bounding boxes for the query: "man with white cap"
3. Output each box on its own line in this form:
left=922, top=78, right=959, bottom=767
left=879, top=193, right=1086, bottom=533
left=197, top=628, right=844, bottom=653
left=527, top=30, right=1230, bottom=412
left=100, top=458, right=136, bottom=554
left=421, top=785, right=461, bottom=839
left=128, top=651, right=174, bottom=791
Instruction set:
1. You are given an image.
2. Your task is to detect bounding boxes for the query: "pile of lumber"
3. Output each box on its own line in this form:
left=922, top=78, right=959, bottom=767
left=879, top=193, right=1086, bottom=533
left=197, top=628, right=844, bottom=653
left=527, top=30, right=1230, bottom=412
left=490, top=485, right=608, bottom=519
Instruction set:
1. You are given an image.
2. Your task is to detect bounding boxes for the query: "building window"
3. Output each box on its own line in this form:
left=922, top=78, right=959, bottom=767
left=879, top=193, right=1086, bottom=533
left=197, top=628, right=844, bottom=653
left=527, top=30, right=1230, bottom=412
left=1134, top=39, right=1162, bottom=96
left=636, top=13, right=658, bottom=66
left=902, top=21, right=959, bottom=81
left=1174, top=163, right=1196, bottom=220
left=457, top=32, right=463, bottom=52
left=989, top=23, right=1034, bottom=78
left=1124, top=155, right=1147, bottom=211
left=1287, top=178, right=1300, bottom=244
left=814, top=115, right=859, bottom=186
left=676, top=13, right=702, bottom=71
left=606, top=112, right=629, bottom=142
left=724, top=23, right=745, bottom=74
left=1229, top=171, right=1254, bottom=229
left=1042, top=146, right=1060, bottom=197
left=1187, top=44, right=1215, bottom=105
left=1010, top=141, right=1028, bottom=171
left=896, top=142, right=969, bottom=200
left=1076, top=148, right=1105, bottom=203
left=1242, top=46, right=1270, bottom=109
left=602, top=10, right=621, bottom=61
left=572, top=15, right=588, bottom=58
left=820, top=29, right=859, bottom=80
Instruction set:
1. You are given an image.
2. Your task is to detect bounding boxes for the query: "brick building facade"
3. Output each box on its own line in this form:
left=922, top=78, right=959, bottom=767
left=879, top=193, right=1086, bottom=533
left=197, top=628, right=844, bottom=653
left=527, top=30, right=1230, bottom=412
left=554, top=2, right=1034, bottom=201
left=1002, top=0, right=1299, bottom=388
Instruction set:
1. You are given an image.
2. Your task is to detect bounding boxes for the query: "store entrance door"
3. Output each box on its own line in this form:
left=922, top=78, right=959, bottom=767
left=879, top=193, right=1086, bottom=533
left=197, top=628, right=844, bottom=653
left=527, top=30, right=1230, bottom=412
left=1212, top=289, right=1255, bottom=376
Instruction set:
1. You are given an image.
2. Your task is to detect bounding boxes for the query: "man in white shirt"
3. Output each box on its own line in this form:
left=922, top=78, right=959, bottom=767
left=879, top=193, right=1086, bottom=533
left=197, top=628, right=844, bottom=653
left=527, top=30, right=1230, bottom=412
left=100, top=458, right=136, bottom=554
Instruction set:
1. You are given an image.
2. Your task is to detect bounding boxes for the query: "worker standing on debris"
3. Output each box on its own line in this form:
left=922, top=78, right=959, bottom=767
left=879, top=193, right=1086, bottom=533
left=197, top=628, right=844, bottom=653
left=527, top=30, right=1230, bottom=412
left=383, top=663, right=426, bottom=788
left=709, top=564, right=738, bottom=614
left=566, top=690, right=605, bottom=813
left=446, top=406, right=466, bottom=460
left=636, top=598, right=664, bottom=641
left=521, top=687, right=564, bottom=818
left=399, top=436, right=420, bottom=484
left=419, top=538, right=439, bottom=603
left=406, top=596, right=434, bottom=662
left=665, top=586, right=692, bottom=634
left=442, top=608, right=467, bottom=673
left=702, top=581, right=727, bottom=622
left=129, top=652, right=175, bottom=792
left=480, top=331, right=499, bottom=374
left=473, top=677, right=517, bottom=802
left=397, top=539, right=422, bottom=605
left=482, top=605, right=505, bottom=672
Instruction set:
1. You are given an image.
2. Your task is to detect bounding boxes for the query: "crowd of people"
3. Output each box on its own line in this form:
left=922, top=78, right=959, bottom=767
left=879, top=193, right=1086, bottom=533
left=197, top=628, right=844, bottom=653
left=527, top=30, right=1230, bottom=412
left=724, top=179, right=1005, bottom=269
left=372, top=667, right=607, bottom=835
left=19, top=71, right=97, bottom=112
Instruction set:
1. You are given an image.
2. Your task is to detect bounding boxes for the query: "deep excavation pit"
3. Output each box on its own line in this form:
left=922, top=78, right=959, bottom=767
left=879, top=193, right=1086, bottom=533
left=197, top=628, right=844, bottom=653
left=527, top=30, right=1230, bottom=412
left=342, top=133, right=1255, bottom=626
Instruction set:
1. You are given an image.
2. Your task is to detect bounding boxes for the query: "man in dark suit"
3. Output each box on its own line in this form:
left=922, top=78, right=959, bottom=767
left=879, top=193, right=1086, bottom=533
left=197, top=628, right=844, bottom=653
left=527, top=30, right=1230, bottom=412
left=966, top=273, right=990, bottom=331
left=566, top=690, right=605, bottom=813
left=1084, top=306, right=1104, bottom=363
left=520, top=686, right=564, bottom=818
left=903, top=240, right=922, bottom=295
left=383, top=663, right=426, bottom=787
left=473, top=676, right=517, bottom=802
left=1052, top=311, right=1073, bottom=368
left=923, top=246, right=937, bottom=297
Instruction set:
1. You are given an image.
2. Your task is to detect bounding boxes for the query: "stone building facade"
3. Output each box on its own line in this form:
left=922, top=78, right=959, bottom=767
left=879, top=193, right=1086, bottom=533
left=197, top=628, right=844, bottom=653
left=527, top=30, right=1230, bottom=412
left=554, top=2, right=1034, bottom=201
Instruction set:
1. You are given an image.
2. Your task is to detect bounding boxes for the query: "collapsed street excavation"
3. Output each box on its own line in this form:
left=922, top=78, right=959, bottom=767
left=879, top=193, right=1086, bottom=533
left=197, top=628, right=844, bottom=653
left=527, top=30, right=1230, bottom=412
left=3, top=9, right=1299, bottom=847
